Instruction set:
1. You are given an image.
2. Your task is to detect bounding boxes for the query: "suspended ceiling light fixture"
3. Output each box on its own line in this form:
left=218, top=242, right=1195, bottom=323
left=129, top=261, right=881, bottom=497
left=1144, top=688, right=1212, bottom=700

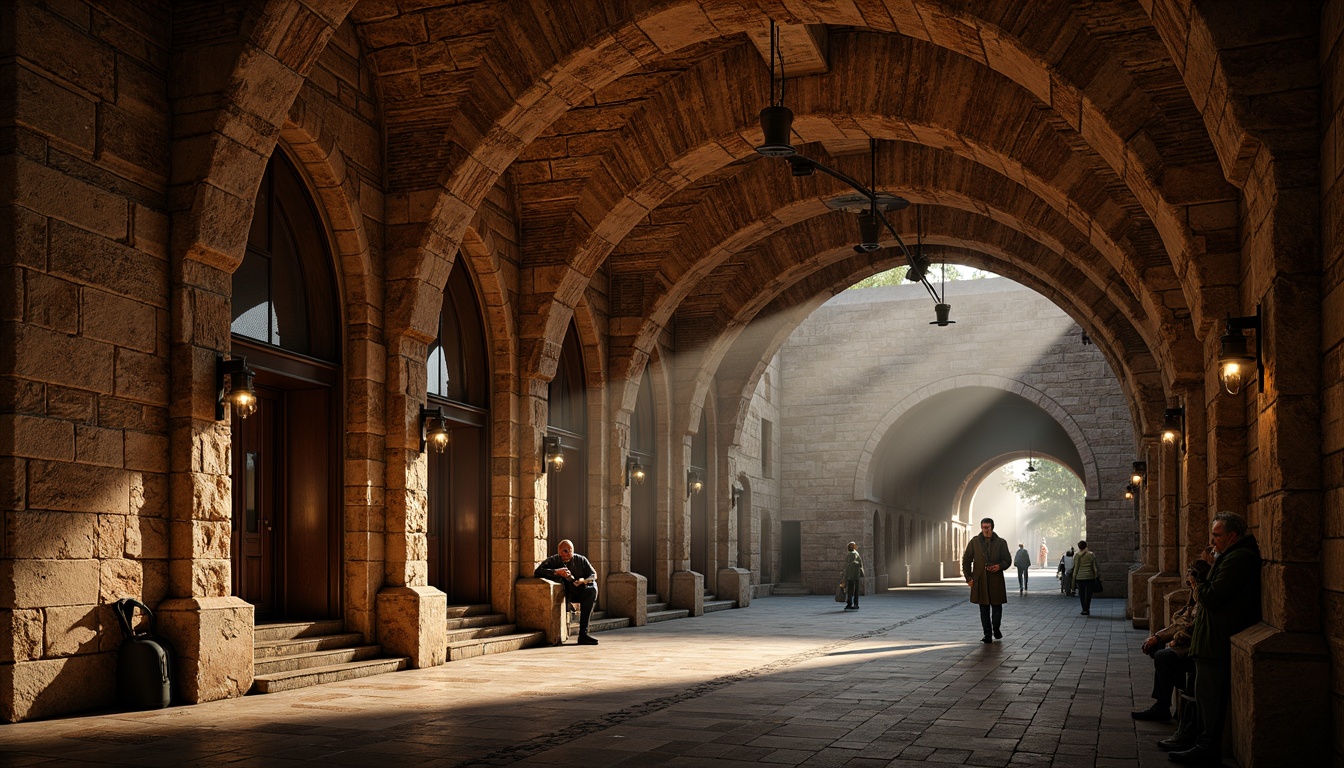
left=1025, top=442, right=1037, bottom=474
left=753, top=20, right=951, bottom=326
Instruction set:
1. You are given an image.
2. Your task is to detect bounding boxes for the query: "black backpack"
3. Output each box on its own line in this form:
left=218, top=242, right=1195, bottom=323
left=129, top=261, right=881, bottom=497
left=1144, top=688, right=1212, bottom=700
left=113, top=598, right=173, bottom=710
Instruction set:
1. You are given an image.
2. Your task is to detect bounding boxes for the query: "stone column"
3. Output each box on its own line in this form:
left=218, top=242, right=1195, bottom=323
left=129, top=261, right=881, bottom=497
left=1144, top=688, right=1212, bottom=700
left=1231, top=277, right=1328, bottom=766
left=605, top=404, right=643, bottom=625
left=160, top=261, right=254, bottom=704
left=375, top=334, right=446, bottom=668
left=1146, top=415, right=1183, bottom=633
left=1129, top=439, right=1160, bottom=627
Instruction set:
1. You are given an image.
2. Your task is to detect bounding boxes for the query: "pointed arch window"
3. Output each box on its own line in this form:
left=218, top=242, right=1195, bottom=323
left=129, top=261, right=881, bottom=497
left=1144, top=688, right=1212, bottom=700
left=231, top=153, right=339, bottom=362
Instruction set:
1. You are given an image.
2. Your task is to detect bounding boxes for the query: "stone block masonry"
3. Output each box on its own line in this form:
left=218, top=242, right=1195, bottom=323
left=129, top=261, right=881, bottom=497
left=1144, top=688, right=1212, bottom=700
left=776, top=279, right=1134, bottom=595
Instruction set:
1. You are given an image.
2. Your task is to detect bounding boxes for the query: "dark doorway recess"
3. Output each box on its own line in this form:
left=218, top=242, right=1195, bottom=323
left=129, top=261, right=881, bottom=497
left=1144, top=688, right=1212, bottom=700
left=229, top=343, right=342, bottom=621
left=781, top=521, right=802, bottom=583
left=427, top=264, right=492, bottom=604
left=629, top=373, right=657, bottom=592
left=547, top=324, right=588, bottom=555
left=229, top=151, right=342, bottom=622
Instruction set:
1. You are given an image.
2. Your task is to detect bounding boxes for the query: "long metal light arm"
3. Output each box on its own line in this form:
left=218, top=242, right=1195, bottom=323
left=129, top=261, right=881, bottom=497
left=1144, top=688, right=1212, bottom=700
left=785, top=154, right=944, bottom=303
left=877, top=211, right=944, bottom=304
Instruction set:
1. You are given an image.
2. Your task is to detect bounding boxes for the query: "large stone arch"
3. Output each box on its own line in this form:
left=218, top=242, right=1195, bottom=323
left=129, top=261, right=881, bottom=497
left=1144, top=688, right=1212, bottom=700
left=853, top=375, right=1103, bottom=504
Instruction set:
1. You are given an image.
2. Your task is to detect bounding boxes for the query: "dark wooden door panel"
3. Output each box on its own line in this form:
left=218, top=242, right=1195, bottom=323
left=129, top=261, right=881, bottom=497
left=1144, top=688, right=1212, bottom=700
left=284, top=386, right=332, bottom=619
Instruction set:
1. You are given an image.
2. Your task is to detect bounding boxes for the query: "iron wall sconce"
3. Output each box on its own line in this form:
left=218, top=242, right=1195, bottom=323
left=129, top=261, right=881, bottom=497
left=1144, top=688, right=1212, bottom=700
left=625, top=457, right=646, bottom=488
left=730, top=484, right=743, bottom=508
left=1161, top=407, right=1184, bottom=446
left=1218, top=307, right=1262, bottom=396
left=1131, top=461, right=1146, bottom=486
left=1124, top=483, right=1137, bottom=500
left=215, top=354, right=257, bottom=420
left=420, top=405, right=450, bottom=454
left=542, top=435, right=564, bottom=473
left=687, top=470, right=703, bottom=498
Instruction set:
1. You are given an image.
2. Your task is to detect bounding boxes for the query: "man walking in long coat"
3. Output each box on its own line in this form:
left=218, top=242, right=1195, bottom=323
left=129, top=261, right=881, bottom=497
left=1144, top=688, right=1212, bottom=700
left=963, top=517, right=1013, bottom=643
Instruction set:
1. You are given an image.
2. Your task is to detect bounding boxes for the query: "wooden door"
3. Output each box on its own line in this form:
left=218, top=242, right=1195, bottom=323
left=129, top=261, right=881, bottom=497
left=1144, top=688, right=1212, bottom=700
left=629, top=455, right=656, bottom=590
left=230, top=368, right=339, bottom=621
left=546, top=432, right=587, bottom=556
left=428, top=405, right=489, bottom=604
left=232, top=384, right=281, bottom=617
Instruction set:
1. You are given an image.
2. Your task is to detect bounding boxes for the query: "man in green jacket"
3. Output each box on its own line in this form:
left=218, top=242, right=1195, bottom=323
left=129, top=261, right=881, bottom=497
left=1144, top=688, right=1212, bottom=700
left=1169, top=512, right=1261, bottom=767
left=962, top=517, right=1012, bottom=643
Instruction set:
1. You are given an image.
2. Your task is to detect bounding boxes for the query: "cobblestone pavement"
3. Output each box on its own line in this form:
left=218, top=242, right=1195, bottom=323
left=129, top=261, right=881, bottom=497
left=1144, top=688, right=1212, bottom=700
left=0, top=581, right=1215, bottom=767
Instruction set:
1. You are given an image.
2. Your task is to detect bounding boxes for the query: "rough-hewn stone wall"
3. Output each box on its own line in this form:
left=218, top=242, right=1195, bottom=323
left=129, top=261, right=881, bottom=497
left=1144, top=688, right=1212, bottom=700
left=1320, top=2, right=1344, bottom=758
left=0, top=0, right=174, bottom=721
left=776, top=279, right=1134, bottom=596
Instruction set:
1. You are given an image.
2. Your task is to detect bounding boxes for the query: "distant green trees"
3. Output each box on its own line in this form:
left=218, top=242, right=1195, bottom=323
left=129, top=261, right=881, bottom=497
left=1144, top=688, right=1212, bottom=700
left=849, top=264, right=991, bottom=289
left=1001, top=460, right=1086, bottom=542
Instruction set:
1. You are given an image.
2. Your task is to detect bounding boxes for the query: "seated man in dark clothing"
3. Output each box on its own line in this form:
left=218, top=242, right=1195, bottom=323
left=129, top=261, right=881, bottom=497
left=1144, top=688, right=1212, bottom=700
left=1133, top=559, right=1211, bottom=725
left=534, top=539, right=599, bottom=645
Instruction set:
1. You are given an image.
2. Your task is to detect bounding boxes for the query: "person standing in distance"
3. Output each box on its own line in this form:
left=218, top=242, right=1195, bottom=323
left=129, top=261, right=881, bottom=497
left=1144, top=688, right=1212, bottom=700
left=962, top=517, right=1012, bottom=643
left=534, top=539, right=600, bottom=645
left=1013, top=542, right=1032, bottom=595
left=843, top=541, right=864, bottom=610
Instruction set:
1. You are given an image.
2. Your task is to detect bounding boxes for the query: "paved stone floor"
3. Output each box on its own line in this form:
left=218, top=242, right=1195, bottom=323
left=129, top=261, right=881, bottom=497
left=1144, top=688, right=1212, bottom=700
left=1, top=581, right=1215, bottom=767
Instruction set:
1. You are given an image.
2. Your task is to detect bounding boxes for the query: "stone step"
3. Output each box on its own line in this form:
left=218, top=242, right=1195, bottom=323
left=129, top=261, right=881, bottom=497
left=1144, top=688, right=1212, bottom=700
left=447, top=631, right=545, bottom=661
left=444, top=603, right=493, bottom=620
left=567, top=614, right=630, bottom=634
left=254, top=632, right=366, bottom=659
left=647, top=608, right=690, bottom=623
left=771, top=583, right=810, bottom=596
left=444, top=623, right=521, bottom=643
left=254, top=645, right=383, bottom=676
left=703, top=599, right=735, bottom=613
left=445, top=612, right=508, bottom=631
left=253, top=619, right=346, bottom=644
left=252, top=657, right=408, bottom=694
left=646, top=602, right=669, bottom=613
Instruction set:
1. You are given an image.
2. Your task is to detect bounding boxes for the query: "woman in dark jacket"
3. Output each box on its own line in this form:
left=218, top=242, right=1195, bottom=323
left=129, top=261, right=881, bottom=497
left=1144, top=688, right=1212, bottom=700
left=962, top=517, right=1012, bottom=642
left=1071, top=540, right=1100, bottom=615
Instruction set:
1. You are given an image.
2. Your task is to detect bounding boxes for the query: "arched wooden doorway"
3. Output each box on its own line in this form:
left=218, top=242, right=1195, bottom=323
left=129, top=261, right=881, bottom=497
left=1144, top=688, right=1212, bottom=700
left=426, top=264, right=490, bottom=604
left=629, top=372, right=658, bottom=592
left=230, top=151, right=342, bottom=621
left=547, top=324, right=587, bottom=554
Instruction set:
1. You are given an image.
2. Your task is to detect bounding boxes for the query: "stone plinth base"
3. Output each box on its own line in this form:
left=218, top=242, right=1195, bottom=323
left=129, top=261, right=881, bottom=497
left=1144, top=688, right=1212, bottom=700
left=1145, top=573, right=1181, bottom=634
left=157, top=596, right=253, bottom=704
left=0, top=652, right=116, bottom=722
left=1127, top=564, right=1157, bottom=625
left=1231, top=624, right=1329, bottom=767
left=875, top=573, right=888, bottom=592
left=515, top=578, right=568, bottom=645
left=717, top=567, right=751, bottom=607
left=376, top=585, right=447, bottom=668
left=670, top=571, right=704, bottom=616
left=606, top=572, right=647, bottom=626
